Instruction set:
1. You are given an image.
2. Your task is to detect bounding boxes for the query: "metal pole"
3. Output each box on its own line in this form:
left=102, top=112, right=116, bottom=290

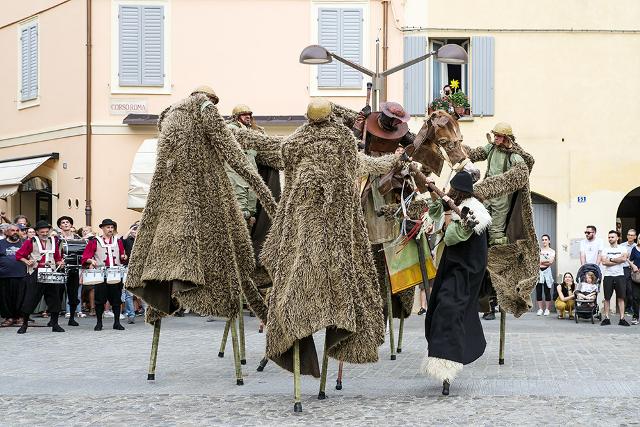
left=336, top=361, right=344, bottom=390
left=238, top=295, right=246, bottom=365
left=218, top=319, right=230, bottom=358
left=499, top=309, right=506, bottom=365
left=230, top=317, right=244, bottom=385
left=147, top=319, right=161, bottom=380
left=293, top=340, right=302, bottom=412
left=318, top=332, right=329, bottom=400
left=385, top=274, right=396, bottom=360
left=397, top=315, right=404, bottom=353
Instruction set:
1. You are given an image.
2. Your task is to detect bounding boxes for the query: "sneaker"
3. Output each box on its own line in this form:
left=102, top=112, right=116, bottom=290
left=127, top=317, right=135, bottom=324
left=119, top=314, right=126, bottom=320
left=104, top=311, right=114, bottom=318
left=483, top=312, right=496, bottom=321
left=78, top=312, right=87, bottom=318
left=65, top=313, right=71, bottom=319
left=600, top=318, right=611, bottom=326
left=619, top=318, right=630, bottom=327
left=631, top=318, right=639, bottom=325
left=536, top=309, right=543, bottom=316
left=543, top=309, right=550, bottom=316
left=206, top=316, right=216, bottom=322
left=417, top=308, right=426, bottom=316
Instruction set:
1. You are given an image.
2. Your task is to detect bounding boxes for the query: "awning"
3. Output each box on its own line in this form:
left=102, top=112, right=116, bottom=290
left=127, top=139, right=158, bottom=211
left=0, top=153, right=59, bottom=198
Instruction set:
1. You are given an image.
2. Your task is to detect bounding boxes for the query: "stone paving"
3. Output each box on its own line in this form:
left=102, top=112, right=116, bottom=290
left=1, top=311, right=639, bottom=425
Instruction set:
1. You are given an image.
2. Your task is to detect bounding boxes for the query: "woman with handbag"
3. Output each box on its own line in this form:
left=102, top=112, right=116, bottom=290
left=628, top=236, right=640, bottom=325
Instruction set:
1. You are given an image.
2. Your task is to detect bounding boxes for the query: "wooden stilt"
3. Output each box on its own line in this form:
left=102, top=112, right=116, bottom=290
left=335, top=361, right=343, bottom=390
left=218, top=319, right=231, bottom=358
left=147, top=319, right=161, bottom=380
left=416, top=235, right=431, bottom=305
left=499, top=309, right=506, bottom=365
left=293, top=340, right=302, bottom=412
left=397, top=315, right=404, bottom=353
left=230, top=316, right=244, bottom=385
left=385, top=274, right=396, bottom=360
left=238, top=295, right=246, bottom=365
left=257, top=356, right=269, bottom=372
left=318, top=332, right=329, bottom=400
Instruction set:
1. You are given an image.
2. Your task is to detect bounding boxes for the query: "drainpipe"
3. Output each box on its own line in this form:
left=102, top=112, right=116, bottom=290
left=85, top=0, right=92, bottom=226
left=381, top=0, right=389, bottom=102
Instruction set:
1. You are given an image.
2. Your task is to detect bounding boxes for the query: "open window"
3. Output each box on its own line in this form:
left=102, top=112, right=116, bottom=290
left=430, top=38, right=469, bottom=101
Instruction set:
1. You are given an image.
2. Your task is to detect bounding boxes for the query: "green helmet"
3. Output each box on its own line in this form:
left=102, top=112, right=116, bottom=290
left=306, top=98, right=332, bottom=122
left=232, top=104, right=253, bottom=117
left=191, top=85, right=219, bottom=105
left=491, top=122, right=513, bottom=137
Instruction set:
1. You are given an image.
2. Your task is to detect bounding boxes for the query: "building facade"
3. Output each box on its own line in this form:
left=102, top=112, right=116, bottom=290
left=1, top=0, right=639, bottom=279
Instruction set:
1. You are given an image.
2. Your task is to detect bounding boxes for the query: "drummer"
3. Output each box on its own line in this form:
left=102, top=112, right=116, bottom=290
left=15, top=220, right=65, bottom=334
left=57, top=216, right=84, bottom=326
left=81, top=218, right=127, bottom=331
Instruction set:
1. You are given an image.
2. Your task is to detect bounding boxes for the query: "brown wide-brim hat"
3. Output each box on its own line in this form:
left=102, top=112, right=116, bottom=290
left=365, top=112, right=409, bottom=140
left=380, top=102, right=411, bottom=123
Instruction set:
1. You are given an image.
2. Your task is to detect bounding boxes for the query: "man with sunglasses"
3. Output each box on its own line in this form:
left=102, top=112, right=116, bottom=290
left=600, top=230, right=629, bottom=326
left=580, top=225, right=603, bottom=266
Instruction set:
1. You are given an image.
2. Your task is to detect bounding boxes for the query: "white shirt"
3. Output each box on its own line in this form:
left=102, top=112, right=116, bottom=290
left=602, top=245, right=625, bottom=277
left=619, top=241, right=635, bottom=268
left=580, top=238, right=603, bottom=265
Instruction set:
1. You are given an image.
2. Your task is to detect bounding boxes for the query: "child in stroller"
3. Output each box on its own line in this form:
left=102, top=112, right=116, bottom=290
left=574, top=264, right=601, bottom=323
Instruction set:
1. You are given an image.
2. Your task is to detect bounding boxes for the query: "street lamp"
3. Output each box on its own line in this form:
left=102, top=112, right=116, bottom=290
left=300, top=42, right=468, bottom=111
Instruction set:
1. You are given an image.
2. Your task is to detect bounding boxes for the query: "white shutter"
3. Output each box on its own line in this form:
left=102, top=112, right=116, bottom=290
left=340, top=9, right=362, bottom=88
left=20, top=23, right=38, bottom=101
left=318, top=8, right=340, bottom=88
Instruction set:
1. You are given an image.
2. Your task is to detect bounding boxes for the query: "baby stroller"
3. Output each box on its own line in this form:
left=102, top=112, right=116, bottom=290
left=574, top=263, right=601, bottom=324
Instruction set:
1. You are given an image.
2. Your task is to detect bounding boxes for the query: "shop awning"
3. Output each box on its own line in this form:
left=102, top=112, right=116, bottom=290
left=0, top=153, right=59, bottom=198
left=127, top=139, right=157, bottom=211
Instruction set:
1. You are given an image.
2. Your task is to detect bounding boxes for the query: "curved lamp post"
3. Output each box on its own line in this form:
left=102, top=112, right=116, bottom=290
left=300, top=42, right=468, bottom=110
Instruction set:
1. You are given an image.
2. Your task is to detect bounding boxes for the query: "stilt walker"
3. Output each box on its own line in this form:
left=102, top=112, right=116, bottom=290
left=125, top=86, right=277, bottom=386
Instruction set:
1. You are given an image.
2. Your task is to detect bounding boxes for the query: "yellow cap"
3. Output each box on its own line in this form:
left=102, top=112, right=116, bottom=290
left=306, top=98, right=332, bottom=122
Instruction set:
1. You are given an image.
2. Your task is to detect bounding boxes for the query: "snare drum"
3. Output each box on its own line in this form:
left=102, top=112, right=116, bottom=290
left=62, top=239, right=87, bottom=268
left=105, top=266, right=123, bottom=284
left=121, top=266, right=128, bottom=284
left=82, top=268, right=104, bottom=285
left=37, top=267, right=68, bottom=285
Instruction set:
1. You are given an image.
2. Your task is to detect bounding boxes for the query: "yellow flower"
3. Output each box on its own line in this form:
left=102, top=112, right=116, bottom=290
left=450, top=79, right=460, bottom=90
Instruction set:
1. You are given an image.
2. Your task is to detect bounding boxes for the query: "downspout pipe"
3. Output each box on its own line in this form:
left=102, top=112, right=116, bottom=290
left=85, top=0, right=92, bottom=226
left=381, top=0, right=389, bottom=102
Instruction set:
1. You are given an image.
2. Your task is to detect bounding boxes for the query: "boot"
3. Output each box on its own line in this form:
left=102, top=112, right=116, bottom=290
left=68, top=310, right=79, bottom=327
left=112, top=306, right=125, bottom=331
left=94, top=306, right=104, bottom=331
left=50, top=312, right=65, bottom=332
left=442, top=379, right=450, bottom=396
left=17, top=315, right=29, bottom=334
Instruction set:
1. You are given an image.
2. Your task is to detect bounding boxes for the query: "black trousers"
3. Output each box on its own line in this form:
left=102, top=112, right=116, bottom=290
left=95, top=282, right=123, bottom=308
left=536, top=282, right=552, bottom=301
left=60, top=269, right=80, bottom=314
left=21, top=272, right=64, bottom=315
left=632, top=281, right=640, bottom=319
left=624, top=267, right=634, bottom=313
left=0, top=277, right=27, bottom=319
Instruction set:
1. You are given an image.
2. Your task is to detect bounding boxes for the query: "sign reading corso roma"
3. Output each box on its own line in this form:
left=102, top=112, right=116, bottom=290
left=110, top=99, right=147, bottom=115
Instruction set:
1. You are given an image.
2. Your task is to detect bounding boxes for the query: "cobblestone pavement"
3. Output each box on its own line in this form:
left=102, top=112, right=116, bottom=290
left=1, top=311, right=639, bottom=425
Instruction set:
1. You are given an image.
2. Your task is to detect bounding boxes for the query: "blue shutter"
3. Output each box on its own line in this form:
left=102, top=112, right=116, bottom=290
left=141, top=5, right=164, bottom=86
left=403, top=36, right=427, bottom=115
left=471, top=36, right=495, bottom=116
left=340, top=9, right=362, bottom=88
left=318, top=8, right=340, bottom=88
left=431, top=40, right=443, bottom=102
left=20, top=24, right=38, bottom=101
left=119, top=5, right=142, bottom=86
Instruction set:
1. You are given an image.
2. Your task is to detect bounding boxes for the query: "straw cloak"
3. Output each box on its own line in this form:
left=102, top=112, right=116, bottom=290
left=466, top=142, right=538, bottom=317
left=241, top=118, right=398, bottom=377
left=125, top=93, right=277, bottom=323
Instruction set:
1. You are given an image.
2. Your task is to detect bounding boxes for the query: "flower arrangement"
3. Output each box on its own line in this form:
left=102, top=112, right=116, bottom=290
left=429, top=97, right=451, bottom=112
left=449, top=90, right=470, bottom=108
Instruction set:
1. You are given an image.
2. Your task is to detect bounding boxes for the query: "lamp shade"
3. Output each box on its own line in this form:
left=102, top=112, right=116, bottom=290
left=299, top=44, right=333, bottom=64
left=436, top=44, right=469, bottom=64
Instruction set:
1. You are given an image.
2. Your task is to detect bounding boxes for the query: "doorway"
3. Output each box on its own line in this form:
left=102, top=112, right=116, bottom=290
left=18, top=177, right=53, bottom=225
left=617, top=186, right=640, bottom=236
left=531, top=193, right=558, bottom=311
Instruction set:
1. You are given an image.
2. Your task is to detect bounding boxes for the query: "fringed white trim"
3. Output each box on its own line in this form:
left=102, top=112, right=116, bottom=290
left=450, top=197, right=491, bottom=235
left=420, top=355, right=463, bottom=382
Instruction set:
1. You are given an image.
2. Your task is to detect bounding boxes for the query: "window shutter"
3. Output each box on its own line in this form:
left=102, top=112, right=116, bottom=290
left=20, top=24, right=38, bottom=101
left=119, top=5, right=142, bottom=86
left=340, top=9, right=362, bottom=88
left=318, top=8, right=340, bottom=88
left=431, top=40, right=444, bottom=102
left=403, top=36, right=427, bottom=115
left=141, top=5, right=164, bottom=86
left=471, top=36, right=495, bottom=116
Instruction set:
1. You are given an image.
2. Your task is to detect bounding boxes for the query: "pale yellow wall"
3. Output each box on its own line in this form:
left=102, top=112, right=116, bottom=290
left=0, top=0, right=85, bottom=139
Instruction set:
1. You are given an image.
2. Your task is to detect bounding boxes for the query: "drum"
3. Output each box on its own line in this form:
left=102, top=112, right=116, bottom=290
left=82, top=268, right=104, bottom=285
left=62, top=239, right=87, bottom=268
left=37, top=267, right=68, bottom=285
left=105, top=266, right=123, bottom=284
